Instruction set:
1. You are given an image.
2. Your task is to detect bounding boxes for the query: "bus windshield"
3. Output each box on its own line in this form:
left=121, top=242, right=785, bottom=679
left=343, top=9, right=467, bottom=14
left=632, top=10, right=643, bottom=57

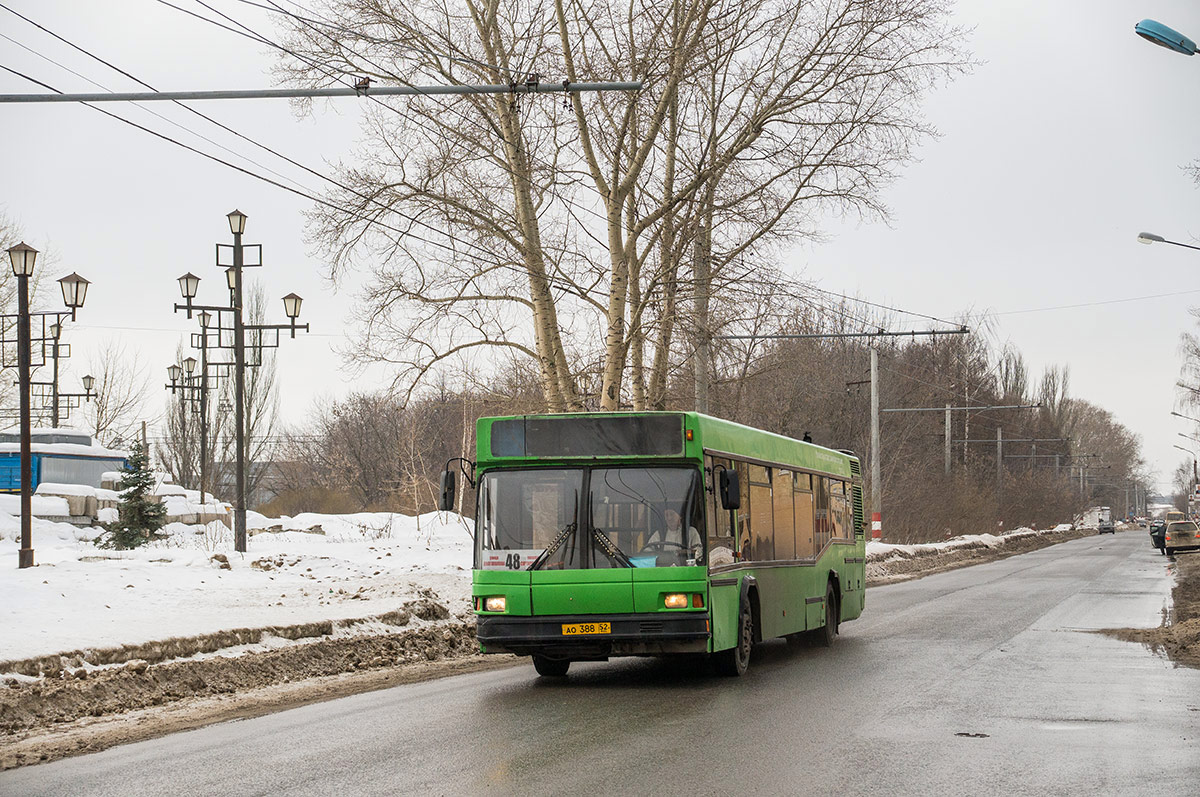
left=476, top=466, right=703, bottom=570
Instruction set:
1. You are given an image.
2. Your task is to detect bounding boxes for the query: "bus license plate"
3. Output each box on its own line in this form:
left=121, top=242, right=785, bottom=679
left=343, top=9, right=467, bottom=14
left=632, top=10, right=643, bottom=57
left=561, top=622, right=611, bottom=636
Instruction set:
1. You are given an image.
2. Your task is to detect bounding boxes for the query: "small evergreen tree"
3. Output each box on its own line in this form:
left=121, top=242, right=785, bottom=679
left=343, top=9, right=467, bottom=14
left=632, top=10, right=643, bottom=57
left=98, top=441, right=167, bottom=549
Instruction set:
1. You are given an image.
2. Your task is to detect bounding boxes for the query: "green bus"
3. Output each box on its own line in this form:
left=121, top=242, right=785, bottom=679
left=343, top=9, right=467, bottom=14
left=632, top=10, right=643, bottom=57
left=438, top=412, right=866, bottom=677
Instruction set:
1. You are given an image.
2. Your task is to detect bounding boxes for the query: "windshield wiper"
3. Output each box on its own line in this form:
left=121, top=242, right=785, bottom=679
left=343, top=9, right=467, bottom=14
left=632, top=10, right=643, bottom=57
left=592, top=529, right=633, bottom=568
left=526, top=523, right=576, bottom=571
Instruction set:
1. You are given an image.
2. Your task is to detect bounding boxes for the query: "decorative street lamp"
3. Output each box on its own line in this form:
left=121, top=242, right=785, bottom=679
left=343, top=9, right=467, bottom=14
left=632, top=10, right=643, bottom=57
left=171, top=210, right=309, bottom=553
left=32, top=320, right=95, bottom=427
left=5, top=241, right=90, bottom=568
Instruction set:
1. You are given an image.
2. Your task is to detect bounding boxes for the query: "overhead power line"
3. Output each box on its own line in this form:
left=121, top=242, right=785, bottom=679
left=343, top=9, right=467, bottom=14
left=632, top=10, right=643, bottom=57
left=716, top=328, right=967, bottom=341
left=992, top=288, right=1200, bottom=316
left=0, top=81, right=642, bottom=104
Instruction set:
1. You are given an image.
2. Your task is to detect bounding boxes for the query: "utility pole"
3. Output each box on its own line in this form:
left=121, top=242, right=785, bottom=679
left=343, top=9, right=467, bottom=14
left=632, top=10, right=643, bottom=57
left=713, top=326, right=969, bottom=544
left=944, top=404, right=952, bottom=475
left=996, top=427, right=1003, bottom=499
left=870, top=346, right=881, bottom=540
left=693, top=234, right=710, bottom=414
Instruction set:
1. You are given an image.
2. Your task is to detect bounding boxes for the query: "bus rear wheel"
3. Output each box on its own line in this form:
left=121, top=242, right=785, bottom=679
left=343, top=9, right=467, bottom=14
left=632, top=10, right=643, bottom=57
left=813, top=582, right=839, bottom=647
left=715, top=602, right=753, bottom=677
left=532, top=656, right=570, bottom=677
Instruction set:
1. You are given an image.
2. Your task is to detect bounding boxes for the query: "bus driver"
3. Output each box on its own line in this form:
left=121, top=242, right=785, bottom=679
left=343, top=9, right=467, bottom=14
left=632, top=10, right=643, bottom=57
left=642, top=507, right=702, bottom=565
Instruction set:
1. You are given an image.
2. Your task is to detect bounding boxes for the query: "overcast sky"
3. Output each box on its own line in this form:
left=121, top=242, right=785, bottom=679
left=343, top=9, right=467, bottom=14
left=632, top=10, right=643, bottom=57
left=2, top=1, right=1200, bottom=494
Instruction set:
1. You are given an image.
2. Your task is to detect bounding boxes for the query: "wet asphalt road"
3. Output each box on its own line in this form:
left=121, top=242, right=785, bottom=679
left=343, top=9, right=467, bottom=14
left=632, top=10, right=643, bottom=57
left=4, top=532, right=1199, bottom=796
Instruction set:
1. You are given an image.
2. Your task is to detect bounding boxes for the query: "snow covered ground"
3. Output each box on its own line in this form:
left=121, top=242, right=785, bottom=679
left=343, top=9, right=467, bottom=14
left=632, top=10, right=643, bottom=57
left=0, top=510, right=473, bottom=663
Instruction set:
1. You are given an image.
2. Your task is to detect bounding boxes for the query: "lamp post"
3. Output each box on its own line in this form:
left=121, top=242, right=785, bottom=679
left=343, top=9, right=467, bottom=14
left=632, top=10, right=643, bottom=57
left=173, top=211, right=308, bottom=553
left=32, top=322, right=96, bottom=427
left=165, top=328, right=216, bottom=508
left=1171, top=410, right=1200, bottom=423
left=1173, top=444, right=1197, bottom=484
left=5, top=243, right=89, bottom=568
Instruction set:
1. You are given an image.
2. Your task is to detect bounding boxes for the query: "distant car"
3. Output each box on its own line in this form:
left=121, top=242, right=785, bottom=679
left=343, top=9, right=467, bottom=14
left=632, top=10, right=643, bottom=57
left=1149, top=519, right=1166, bottom=554
left=1164, top=521, right=1200, bottom=557
left=1097, top=519, right=1115, bottom=534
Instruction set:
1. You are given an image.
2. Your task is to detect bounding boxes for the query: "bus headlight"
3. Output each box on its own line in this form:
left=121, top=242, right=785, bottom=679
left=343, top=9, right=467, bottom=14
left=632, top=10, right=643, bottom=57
left=484, top=596, right=507, bottom=612
left=664, top=593, right=688, bottom=609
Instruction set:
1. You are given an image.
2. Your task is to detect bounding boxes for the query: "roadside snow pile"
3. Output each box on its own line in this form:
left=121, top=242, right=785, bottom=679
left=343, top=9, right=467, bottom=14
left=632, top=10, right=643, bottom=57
left=0, top=510, right=474, bottom=663
left=866, top=525, right=1060, bottom=562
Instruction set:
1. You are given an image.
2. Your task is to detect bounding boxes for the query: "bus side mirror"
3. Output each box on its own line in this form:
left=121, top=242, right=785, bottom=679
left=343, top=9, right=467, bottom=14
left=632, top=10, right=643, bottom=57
left=719, top=469, right=740, bottom=510
left=439, top=470, right=456, bottom=511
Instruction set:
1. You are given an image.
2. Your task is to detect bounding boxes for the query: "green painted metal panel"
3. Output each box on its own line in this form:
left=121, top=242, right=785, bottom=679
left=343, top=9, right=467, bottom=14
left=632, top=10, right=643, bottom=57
left=531, top=568, right=634, bottom=615
left=749, top=566, right=810, bottom=639
left=630, top=565, right=706, bottom=582
left=473, top=569, right=532, bottom=616
left=631, top=575, right=708, bottom=613
left=709, top=579, right=740, bottom=652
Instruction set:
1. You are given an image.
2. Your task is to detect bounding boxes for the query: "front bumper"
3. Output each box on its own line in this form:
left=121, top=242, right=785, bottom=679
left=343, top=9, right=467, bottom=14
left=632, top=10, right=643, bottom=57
left=476, top=612, right=710, bottom=658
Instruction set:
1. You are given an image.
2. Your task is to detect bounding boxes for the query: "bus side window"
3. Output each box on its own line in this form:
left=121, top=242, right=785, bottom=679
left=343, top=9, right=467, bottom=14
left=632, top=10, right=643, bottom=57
left=737, top=460, right=751, bottom=559
left=814, top=476, right=830, bottom=551
left=830, top=480, right=846, bottom=539
left=795, top=490, right=814, bottom=557
left=706, top=457, right=735, bottom=566
left=748, top=464, right=773, bottom=561
left=773, top=469, right=796, bottom=560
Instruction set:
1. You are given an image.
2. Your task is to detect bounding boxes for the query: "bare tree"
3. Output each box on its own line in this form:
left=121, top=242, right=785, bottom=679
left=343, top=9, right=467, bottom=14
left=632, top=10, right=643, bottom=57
left=273, top=0, right=967, bottom=410
left=155, top=286, right=277, bottom=506
left=210, top=283, right=280, bottom=505
left=81, top=342, right=154, bottom=445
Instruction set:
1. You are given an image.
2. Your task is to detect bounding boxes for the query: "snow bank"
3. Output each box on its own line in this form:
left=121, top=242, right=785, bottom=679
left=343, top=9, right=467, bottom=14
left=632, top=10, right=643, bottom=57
left=866, top=525, right=1071, bottom=561
left=36, top=482, right=97, bottom=498
left=0, top=493, right=71, bottom=517
left=0, top=509, right=474, bottom=662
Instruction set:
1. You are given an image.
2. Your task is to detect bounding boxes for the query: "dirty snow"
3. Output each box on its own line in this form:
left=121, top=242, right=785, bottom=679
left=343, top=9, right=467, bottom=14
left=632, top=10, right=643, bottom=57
left=866, top=525, right=1069, bottom=561
left=0, top=510, right=473, bottom=663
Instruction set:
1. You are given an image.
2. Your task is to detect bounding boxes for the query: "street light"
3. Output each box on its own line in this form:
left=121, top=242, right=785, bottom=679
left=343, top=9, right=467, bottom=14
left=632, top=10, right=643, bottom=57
left=178, top=272, right=200, bottom=304
left=227, top=209, right=247, bottom=235
left=58, top=273, right=89, bottom=312
left=281, top=293, right=304, bottom=336
left=1174, top=444, right=1198, bottom=484
left=1179, top=432, right=1200, bottom=445
left=1172, top=410, right=1200, bottom=423
left=1134, top=19, right=1197, bottom=56
left=1136, top=231, right=1200, bottom=252
left=171, top=210, right=309, bottom=553
left=33, top=319, right=94, bottom=427
left=5, top=241, right=89, bottom=568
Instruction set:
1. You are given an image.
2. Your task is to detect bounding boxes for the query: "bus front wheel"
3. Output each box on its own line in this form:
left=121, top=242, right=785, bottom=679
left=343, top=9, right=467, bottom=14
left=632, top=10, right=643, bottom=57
left=715, top=602, right=753, bottom=677
left=532, top=655, right=570, bottom=677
